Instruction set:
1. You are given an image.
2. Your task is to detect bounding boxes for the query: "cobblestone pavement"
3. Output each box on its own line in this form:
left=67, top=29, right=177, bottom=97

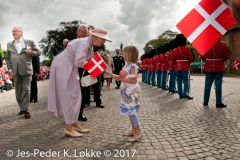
left=0, top=75, right=240, bottom=160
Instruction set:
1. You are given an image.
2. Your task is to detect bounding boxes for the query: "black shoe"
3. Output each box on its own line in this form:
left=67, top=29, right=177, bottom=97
left=33, top=100, right=38, bottom=103
left=179, top=97, right=183, bottom=99
left=96, top=104, right=105, bottom=108
left=203, top=102, right=208, bottom=106
left=184, top=95, right=193, bottom=100
left=216, top=103, right=227, bottom=108
left=172, top=91, right=178, bottom=93
left=78, top=115, right=87, bottom=121
left=115, top=87, right=119, bottom=89
left=30, top=99, right=33, bottom=102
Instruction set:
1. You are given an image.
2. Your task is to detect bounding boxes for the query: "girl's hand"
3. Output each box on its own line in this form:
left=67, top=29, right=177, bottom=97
left=114, top=75, right=121, bottom=81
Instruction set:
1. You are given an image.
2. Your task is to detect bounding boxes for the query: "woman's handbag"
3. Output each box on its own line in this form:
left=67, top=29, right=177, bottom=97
left=80, top=70, right=98, bottom=87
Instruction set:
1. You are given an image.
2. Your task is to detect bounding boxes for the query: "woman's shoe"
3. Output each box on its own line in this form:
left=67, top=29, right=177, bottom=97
left=64, top=129, right=83, bottom=137
left=72, top=126, right=90, bottom=133
left=123, top=132, right=134, bottom=136
left=128, top=133, right=143, bottom=142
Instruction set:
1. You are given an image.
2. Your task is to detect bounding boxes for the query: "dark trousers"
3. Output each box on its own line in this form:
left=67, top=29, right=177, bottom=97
left=176, top=70, right=189, bottom=97
left=30, top=75, right=38, bottom=101
left=169, top=70, right=177, bottom=92
left=157, top=70, right=162, bottom=88
left=93, top=75, right=102, bottom=106
left=114, top=70, right=121, bottom=87
left=204, top=72, right=223, bottom=104
left=78, top=68, right=89, bottom=118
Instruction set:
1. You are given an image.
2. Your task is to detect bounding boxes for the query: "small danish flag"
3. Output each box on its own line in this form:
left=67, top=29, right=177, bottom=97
left=83, top=53, right=108, bottom=78
left=176, top=0, right=235, bottom=55
left=231, top=59, right=240, bottom=71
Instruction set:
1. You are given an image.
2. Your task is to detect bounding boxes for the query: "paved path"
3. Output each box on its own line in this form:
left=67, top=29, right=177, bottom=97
left=0, top=75, right=240, bottom=160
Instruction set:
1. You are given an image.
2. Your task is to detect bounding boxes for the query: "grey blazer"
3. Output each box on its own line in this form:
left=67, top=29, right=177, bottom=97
left=6, top=38, right=41, bottom=76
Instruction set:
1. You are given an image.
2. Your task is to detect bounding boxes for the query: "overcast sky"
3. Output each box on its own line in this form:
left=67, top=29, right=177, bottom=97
left=0, top=0, right=201, bottom=61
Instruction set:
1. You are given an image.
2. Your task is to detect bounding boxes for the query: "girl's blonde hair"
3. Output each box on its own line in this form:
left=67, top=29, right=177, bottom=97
left=123, top=45, right=139, bottom=63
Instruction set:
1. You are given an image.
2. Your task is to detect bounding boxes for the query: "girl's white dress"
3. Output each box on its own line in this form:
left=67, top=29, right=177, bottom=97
left=119, top=63, right=140, bottom=116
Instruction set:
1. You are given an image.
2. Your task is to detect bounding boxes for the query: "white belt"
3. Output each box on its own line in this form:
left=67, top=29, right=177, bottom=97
left=206, top=59, right=222, bottom=61
left=176, top=60, right=188, bottom=62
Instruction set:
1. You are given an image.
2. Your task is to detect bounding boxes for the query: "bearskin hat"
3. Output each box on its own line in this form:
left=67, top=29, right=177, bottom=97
left=176, top=34, right=187, bottom=46
left=161, top=43, right=169, bottom=53
left=169, top=39, right=177, bottom=50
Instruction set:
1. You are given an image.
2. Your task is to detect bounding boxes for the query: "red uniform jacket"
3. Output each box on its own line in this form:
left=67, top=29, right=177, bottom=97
left=156, top=55, right=162, bottom=71
left=172, top=46, right=193, bottom=71
left=161, top=54, right=168, bottom=71
left=145, top=58, right=149, bottom=71
left=148, top=58, right=152, bottom=71
left=152, top=57, right=157, bottom=71
left=141, top=59, right=145, bottom=70
left=201, top=41, right=230, bottom=72
left=156, top=55, right=160, bottom=70
left=168, top=51, right=175, bottom=70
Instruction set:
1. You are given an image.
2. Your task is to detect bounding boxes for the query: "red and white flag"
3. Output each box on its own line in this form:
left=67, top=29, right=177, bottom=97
left=83, top=53, right=108, bottom=78
left=176, top=0, right=235, bottom=55
left=231, top=59, right=240, bottom=71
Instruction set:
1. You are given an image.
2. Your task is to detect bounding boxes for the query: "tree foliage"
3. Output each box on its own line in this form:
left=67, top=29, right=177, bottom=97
left=42, top=59, right=52, bottom=67
left=39, top=20, right=87, bottom=59
left=143, top=30, right=178, bottom=54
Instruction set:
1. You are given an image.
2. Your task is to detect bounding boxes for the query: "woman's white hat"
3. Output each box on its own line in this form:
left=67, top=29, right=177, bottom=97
left=89, top=28, right=112, bottom=42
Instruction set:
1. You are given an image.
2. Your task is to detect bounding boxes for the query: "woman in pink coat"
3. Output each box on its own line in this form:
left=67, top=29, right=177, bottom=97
left=48, top=28, right=112, bottom=137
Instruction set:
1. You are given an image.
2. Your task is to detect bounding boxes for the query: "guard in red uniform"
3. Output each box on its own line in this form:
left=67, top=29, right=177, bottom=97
left=147, top=53, right=152, bottom=85
left=151, top=50, right=157, bottom=86
left=201, top=41, right=230, bottom=108
left=156, top=46, right=162, bottom=88
left=172, top=34, right=193, bottom=99
left=161, top=44, right=169, bottom=90
left=168, top=39, right=177, bottom=93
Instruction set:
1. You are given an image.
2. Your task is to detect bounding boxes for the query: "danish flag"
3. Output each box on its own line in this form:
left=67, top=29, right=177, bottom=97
left=231, top=59, right=240, bottom=71
left=176, top=0, right=235, bottom=55
left=83, top=53, right=108, bottom=78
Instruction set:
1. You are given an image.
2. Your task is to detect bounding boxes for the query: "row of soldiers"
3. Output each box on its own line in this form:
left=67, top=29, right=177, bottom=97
left=141, top=34, right=194, bottom=100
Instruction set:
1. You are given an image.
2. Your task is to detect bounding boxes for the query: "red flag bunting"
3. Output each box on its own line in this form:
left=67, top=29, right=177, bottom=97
left=176, top=0, right=235, bottom=55
left=83, top=53, right=108, bottom=78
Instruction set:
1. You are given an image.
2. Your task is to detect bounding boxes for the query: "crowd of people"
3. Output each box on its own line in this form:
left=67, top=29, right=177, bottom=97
left=3, top=1, right=240, bottom=143
left=141, top=34, right=230, bottom=108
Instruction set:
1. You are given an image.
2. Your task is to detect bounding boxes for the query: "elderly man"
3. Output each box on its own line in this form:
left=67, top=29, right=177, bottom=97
left=6, top=26, right=41, bottom=119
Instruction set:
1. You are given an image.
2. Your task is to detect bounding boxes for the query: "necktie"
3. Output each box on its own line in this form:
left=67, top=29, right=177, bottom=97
left=15, top=41, right=19, bottom=50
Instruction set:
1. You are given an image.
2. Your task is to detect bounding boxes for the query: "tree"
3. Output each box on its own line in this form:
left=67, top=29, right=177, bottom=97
left=39, top=20, right=88, bottom=59
left=158, top=30, right=178, bottom=43
left=42, top=60, right=52, bottom=67
left=143, top=30, right=178, bottom=54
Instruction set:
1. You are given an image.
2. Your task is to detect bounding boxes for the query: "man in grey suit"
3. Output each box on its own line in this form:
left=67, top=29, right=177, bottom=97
left=6, top=26, right=41, bottom=119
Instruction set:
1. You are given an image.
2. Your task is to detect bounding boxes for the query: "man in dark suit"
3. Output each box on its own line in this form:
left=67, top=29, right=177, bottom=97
left=6, top=26, right=41, bottom=119
left=112, top=49, right=125, bottom=89
left=76, top=25, right=89, bottom=122
left=30, top=56, right=40, bottom=103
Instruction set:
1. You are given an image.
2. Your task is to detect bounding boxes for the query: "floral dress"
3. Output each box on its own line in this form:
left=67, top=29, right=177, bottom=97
left=119, top=63, right=140, bottom=116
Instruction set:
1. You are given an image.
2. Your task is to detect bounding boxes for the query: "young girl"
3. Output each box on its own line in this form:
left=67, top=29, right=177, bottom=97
left=113, top=45, right=142, bottom=142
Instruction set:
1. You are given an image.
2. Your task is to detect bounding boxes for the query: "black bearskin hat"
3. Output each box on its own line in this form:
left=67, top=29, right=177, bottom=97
left=157, top=46, right=161, bottom=55
left=176, top=34, right=186, bottom=46
left=161, top=43, right=169, bottom=53
left=169, top=39, right=177, bottom=50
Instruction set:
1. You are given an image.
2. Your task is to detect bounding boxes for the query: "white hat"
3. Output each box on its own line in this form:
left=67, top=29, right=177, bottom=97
left=89, top=28, right=112, bottom=42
